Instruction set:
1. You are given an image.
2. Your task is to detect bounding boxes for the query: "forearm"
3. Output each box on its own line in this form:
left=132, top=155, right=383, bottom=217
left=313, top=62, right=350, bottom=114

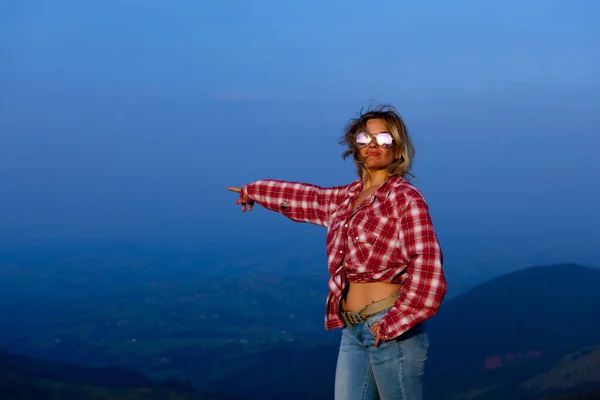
left=377, top=197, right=447, bottom=340
left=241, top=179, right=340, bottom=226
left=378, top=256, right=447, bottom=339
left=241, top=179, right=290, bottom=214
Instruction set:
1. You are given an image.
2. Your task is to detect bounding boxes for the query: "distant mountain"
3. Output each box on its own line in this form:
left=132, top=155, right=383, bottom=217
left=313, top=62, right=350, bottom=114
left=426, top=263, right=600, bottom=399
left=0, top=347, right=220, bottom=400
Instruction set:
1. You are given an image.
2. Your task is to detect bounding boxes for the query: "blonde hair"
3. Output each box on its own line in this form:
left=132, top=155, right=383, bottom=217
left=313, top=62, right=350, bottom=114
left=340, top=104, right=416, bottom=182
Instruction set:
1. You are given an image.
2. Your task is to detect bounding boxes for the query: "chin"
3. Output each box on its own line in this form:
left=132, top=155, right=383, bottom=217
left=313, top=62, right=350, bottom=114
left=366, top=164, right=389, bottom=171
left=364, top=158, right=393, bottom=169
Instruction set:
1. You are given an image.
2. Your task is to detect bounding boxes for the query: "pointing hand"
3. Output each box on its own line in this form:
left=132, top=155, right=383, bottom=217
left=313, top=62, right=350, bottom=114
left=227, top=186, right=254, bottom=212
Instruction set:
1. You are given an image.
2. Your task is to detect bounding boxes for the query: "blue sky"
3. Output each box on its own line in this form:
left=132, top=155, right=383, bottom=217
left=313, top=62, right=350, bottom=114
left=1, top=0, right=599, bottom=280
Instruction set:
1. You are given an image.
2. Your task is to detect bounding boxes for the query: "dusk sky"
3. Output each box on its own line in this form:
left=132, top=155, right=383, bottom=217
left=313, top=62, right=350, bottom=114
left=1, top=1, right=599, bottom=281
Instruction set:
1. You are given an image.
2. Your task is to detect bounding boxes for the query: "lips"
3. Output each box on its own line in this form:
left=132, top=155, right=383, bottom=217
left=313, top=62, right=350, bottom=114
left=367, top=152, right=381, bottom=156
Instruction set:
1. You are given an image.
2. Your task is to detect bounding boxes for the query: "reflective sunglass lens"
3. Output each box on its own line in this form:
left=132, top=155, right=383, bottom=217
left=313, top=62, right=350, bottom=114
left=356, top=132, right=370, bottom=147
left=377, top=133, right=393, bottom=148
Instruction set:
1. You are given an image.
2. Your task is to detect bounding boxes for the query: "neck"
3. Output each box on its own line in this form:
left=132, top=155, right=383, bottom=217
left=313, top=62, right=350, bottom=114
left=363, top=169, right=388, bottom=188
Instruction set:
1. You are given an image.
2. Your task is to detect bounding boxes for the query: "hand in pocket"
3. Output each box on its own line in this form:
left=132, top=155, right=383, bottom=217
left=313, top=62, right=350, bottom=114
left=370, top=321, right=384, bottom=347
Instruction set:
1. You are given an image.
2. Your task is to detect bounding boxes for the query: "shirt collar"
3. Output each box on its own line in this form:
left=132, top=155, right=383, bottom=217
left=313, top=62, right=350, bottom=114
left=348, top=175, right=404, bottom=198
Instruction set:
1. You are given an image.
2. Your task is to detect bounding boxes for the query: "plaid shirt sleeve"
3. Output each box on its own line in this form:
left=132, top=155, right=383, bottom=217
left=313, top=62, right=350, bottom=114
left=240, top=179, right=342, bottom=227
left=377, top=196, right=447, bottom=340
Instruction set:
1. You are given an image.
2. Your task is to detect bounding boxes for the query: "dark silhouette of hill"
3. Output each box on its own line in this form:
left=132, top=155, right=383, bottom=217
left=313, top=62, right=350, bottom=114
left=426, top=263, right=600, bottom=399
left=212, top=341, right=339, bottom=400
left=0, top=348, right=156, bottom=389
left=538, top=387, right=600, bottom=399
left=0, top=348, right=221, bottom=400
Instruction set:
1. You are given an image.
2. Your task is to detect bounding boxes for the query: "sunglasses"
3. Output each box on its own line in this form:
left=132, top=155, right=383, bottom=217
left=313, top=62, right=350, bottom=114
left=356, top=132, right=394, bottom=149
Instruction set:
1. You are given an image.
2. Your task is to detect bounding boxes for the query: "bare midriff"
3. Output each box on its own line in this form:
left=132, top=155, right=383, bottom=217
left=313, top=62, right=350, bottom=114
left=340, top=184, right=402, bottom=313
left=341, top=281, right=402, bottom=312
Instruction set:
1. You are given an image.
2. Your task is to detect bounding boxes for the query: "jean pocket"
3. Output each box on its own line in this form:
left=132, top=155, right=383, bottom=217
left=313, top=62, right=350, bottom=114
left=365, top=308, right=391, bottom=337
left=415, top=331, right=430, bottom=350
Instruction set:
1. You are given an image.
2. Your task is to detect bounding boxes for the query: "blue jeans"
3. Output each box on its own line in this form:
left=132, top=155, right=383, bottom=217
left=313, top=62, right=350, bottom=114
left=334, top=307, right=429, bottom=400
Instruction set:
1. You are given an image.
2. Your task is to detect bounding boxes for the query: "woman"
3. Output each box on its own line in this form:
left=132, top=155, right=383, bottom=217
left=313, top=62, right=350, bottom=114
left=228, top=104, right=446, bottom=399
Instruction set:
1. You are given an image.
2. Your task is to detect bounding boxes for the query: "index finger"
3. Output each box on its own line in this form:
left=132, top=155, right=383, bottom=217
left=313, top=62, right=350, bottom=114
left=370, top=321, right=379, bottom=334
left=227, top=186, right=241, bottom=193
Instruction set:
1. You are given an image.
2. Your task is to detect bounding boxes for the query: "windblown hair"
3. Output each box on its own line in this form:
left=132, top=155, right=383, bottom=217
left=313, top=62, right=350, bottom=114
left=340, top=104, right=416, bottom=183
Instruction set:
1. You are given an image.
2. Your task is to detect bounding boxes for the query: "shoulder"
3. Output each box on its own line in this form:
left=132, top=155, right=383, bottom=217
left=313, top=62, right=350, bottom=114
left=386, top=176, right=427, bottom=205
left=343, top=179, right=362, bottom=193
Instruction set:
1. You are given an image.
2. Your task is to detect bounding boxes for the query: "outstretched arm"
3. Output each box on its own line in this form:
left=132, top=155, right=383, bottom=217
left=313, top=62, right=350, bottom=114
left=228, top=179, right=346, bottom=227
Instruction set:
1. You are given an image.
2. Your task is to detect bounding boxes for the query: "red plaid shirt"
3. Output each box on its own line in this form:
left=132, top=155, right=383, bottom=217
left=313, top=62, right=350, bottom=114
left=240, top=175, right=446, bottom=341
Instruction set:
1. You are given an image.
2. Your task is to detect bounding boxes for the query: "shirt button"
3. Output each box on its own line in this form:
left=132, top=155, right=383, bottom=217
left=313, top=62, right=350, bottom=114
left=339, top=250, right=343, bottom=253
left=355, top=237, right=359, bottom=240
left=344, top=224, right=348, bottom=227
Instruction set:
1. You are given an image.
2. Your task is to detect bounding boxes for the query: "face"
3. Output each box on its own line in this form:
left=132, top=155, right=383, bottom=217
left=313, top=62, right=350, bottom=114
left=357, top=119, right=397, bottom=171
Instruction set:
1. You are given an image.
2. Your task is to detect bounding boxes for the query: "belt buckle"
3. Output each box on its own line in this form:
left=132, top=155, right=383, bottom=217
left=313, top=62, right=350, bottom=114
left=341, top=312, right=349, bottom=325
left=343, top=311, right=361, bottom=325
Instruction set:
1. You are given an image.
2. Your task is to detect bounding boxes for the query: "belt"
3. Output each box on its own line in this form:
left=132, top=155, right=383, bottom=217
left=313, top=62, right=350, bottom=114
left=339, top=292, right=400, bottom=325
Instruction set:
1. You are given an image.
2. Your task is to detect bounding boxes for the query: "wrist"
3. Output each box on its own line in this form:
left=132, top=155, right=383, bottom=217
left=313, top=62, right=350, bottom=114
left=240, top=184, right=251, bottom=201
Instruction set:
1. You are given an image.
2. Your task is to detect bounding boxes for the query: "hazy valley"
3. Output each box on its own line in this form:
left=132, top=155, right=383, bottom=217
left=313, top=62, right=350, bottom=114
left=1, top=245, right=599, bottom=399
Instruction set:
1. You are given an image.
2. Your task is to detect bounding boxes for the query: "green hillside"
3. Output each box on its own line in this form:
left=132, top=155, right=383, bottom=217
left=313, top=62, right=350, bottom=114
left=524, top=344, right=600, bottom=393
